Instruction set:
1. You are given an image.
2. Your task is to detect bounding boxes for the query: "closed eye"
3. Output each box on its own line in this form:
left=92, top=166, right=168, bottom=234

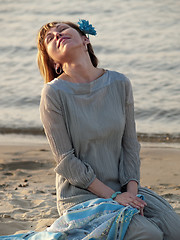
left=45, top=34, right=54, bottom=44
left=56, top=25, right=69, bottom=33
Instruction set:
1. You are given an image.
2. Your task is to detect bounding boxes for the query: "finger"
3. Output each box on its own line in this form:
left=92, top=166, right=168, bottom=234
left=135, top=197, right=147, bottom=206
left=140, top=208, right=144, bottom=216
left=116, top=199, right=130, bottom=207
left=134, top=197, right=147, bottom=207
left=129, top=202, right=140, bottom=209
left=132, top=199, right=145, bottom=209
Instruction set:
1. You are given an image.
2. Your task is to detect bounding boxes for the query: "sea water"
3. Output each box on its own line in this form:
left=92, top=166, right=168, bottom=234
left=0, top=0, right=180, bottom=142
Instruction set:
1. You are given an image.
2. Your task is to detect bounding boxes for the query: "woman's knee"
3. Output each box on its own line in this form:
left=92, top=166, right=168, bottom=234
left=165, top=227, right=180, bottom=240
left=124, top=214, right=163, bottom=240
left=144, top=225, right=163, bottom=240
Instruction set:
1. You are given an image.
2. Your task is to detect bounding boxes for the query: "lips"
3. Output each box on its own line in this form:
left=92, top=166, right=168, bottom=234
left=57, top=37, right=70, bottom=48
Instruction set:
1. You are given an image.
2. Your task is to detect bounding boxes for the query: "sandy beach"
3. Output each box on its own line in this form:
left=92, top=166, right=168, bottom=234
left=0, top=138, right=180, bottom=236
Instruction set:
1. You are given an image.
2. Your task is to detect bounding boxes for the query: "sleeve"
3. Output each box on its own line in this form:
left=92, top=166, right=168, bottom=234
left=119, top=77, right=141, bottom=188
left=40, top=84, right=96, bottom=189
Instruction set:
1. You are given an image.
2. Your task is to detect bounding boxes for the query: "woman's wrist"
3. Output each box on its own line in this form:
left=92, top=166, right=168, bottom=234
left=110, top=191, right=121, bottom=200
left=127, top=180, right=138, bottom=195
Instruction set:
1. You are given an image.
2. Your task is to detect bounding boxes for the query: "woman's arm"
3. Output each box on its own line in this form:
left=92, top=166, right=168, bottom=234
left=119, top=78, right=141, bottom=190
left=117, top=78, right=147, bottom=214
left=40, top=84, right=96, bottom=189
left=87, top=178, right=115, bottom=199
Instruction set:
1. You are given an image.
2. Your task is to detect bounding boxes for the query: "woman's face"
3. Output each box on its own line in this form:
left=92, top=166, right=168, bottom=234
left=44, top=23, right=86, bottom=64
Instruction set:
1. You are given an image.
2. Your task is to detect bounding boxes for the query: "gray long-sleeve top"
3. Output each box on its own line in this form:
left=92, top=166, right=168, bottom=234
left=40, top=70, right=140, bottom=215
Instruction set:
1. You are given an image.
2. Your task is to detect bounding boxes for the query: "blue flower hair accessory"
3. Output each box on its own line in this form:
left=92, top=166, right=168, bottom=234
left=77, top=19, right=97, bottom=36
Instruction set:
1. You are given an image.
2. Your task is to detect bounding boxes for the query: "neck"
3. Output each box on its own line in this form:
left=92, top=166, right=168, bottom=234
left=60, top=51, right=102, bottom=83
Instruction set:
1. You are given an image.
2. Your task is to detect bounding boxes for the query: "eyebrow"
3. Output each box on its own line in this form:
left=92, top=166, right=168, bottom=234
left=45, top=32, right=53, bottom=38
left=56, top=24, right=61, bottom=29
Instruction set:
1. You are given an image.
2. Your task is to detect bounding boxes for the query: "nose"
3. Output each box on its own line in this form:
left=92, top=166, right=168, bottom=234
left=55, top=32, right=62, bottom=40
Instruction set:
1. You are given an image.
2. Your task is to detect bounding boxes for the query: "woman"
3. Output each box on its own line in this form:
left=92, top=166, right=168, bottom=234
left=36, top=20, right=180, bottom=239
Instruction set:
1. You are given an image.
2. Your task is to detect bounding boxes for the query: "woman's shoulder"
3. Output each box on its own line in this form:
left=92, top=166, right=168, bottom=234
left=107, top=70, right=131, bottom=87
left=41, top=78, right=61, bottom=100
left=42, top=77, right=63, bottom=92
left=47, top=78, right=62, bottom=90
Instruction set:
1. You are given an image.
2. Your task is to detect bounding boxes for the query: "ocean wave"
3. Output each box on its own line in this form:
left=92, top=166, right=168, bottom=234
left=135, top=107, right=180, bottom=121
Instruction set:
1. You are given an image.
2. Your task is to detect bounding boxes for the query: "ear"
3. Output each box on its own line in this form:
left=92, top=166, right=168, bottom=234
left=82, top=36, right=90, bottom=45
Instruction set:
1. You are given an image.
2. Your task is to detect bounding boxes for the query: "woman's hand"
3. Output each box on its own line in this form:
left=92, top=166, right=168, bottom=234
left=115, top=192, right=147, bottom=215
left=125, top=180, right=146, bottom=215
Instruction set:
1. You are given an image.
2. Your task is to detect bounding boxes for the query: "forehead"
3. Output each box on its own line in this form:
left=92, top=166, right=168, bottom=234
left=45, top=23, right=70, bottom=35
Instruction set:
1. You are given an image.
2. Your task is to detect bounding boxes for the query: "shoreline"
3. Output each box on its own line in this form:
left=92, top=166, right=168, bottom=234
left=0, top=131, right=180, bottom=144
left=0, top=136, right=180, bottom=235
left=0, top=131, right=180, bottom=147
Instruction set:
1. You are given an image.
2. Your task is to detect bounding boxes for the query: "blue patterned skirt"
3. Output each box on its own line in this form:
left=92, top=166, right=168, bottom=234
left=0, top=197, right=141, bottom=240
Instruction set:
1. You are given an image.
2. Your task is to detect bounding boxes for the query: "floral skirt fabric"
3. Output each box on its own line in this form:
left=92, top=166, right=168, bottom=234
left=0, top=197, right=141, bottom=240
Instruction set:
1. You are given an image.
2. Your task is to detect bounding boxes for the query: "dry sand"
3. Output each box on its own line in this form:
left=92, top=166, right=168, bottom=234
left=0, top=139, right=180, bottom=236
